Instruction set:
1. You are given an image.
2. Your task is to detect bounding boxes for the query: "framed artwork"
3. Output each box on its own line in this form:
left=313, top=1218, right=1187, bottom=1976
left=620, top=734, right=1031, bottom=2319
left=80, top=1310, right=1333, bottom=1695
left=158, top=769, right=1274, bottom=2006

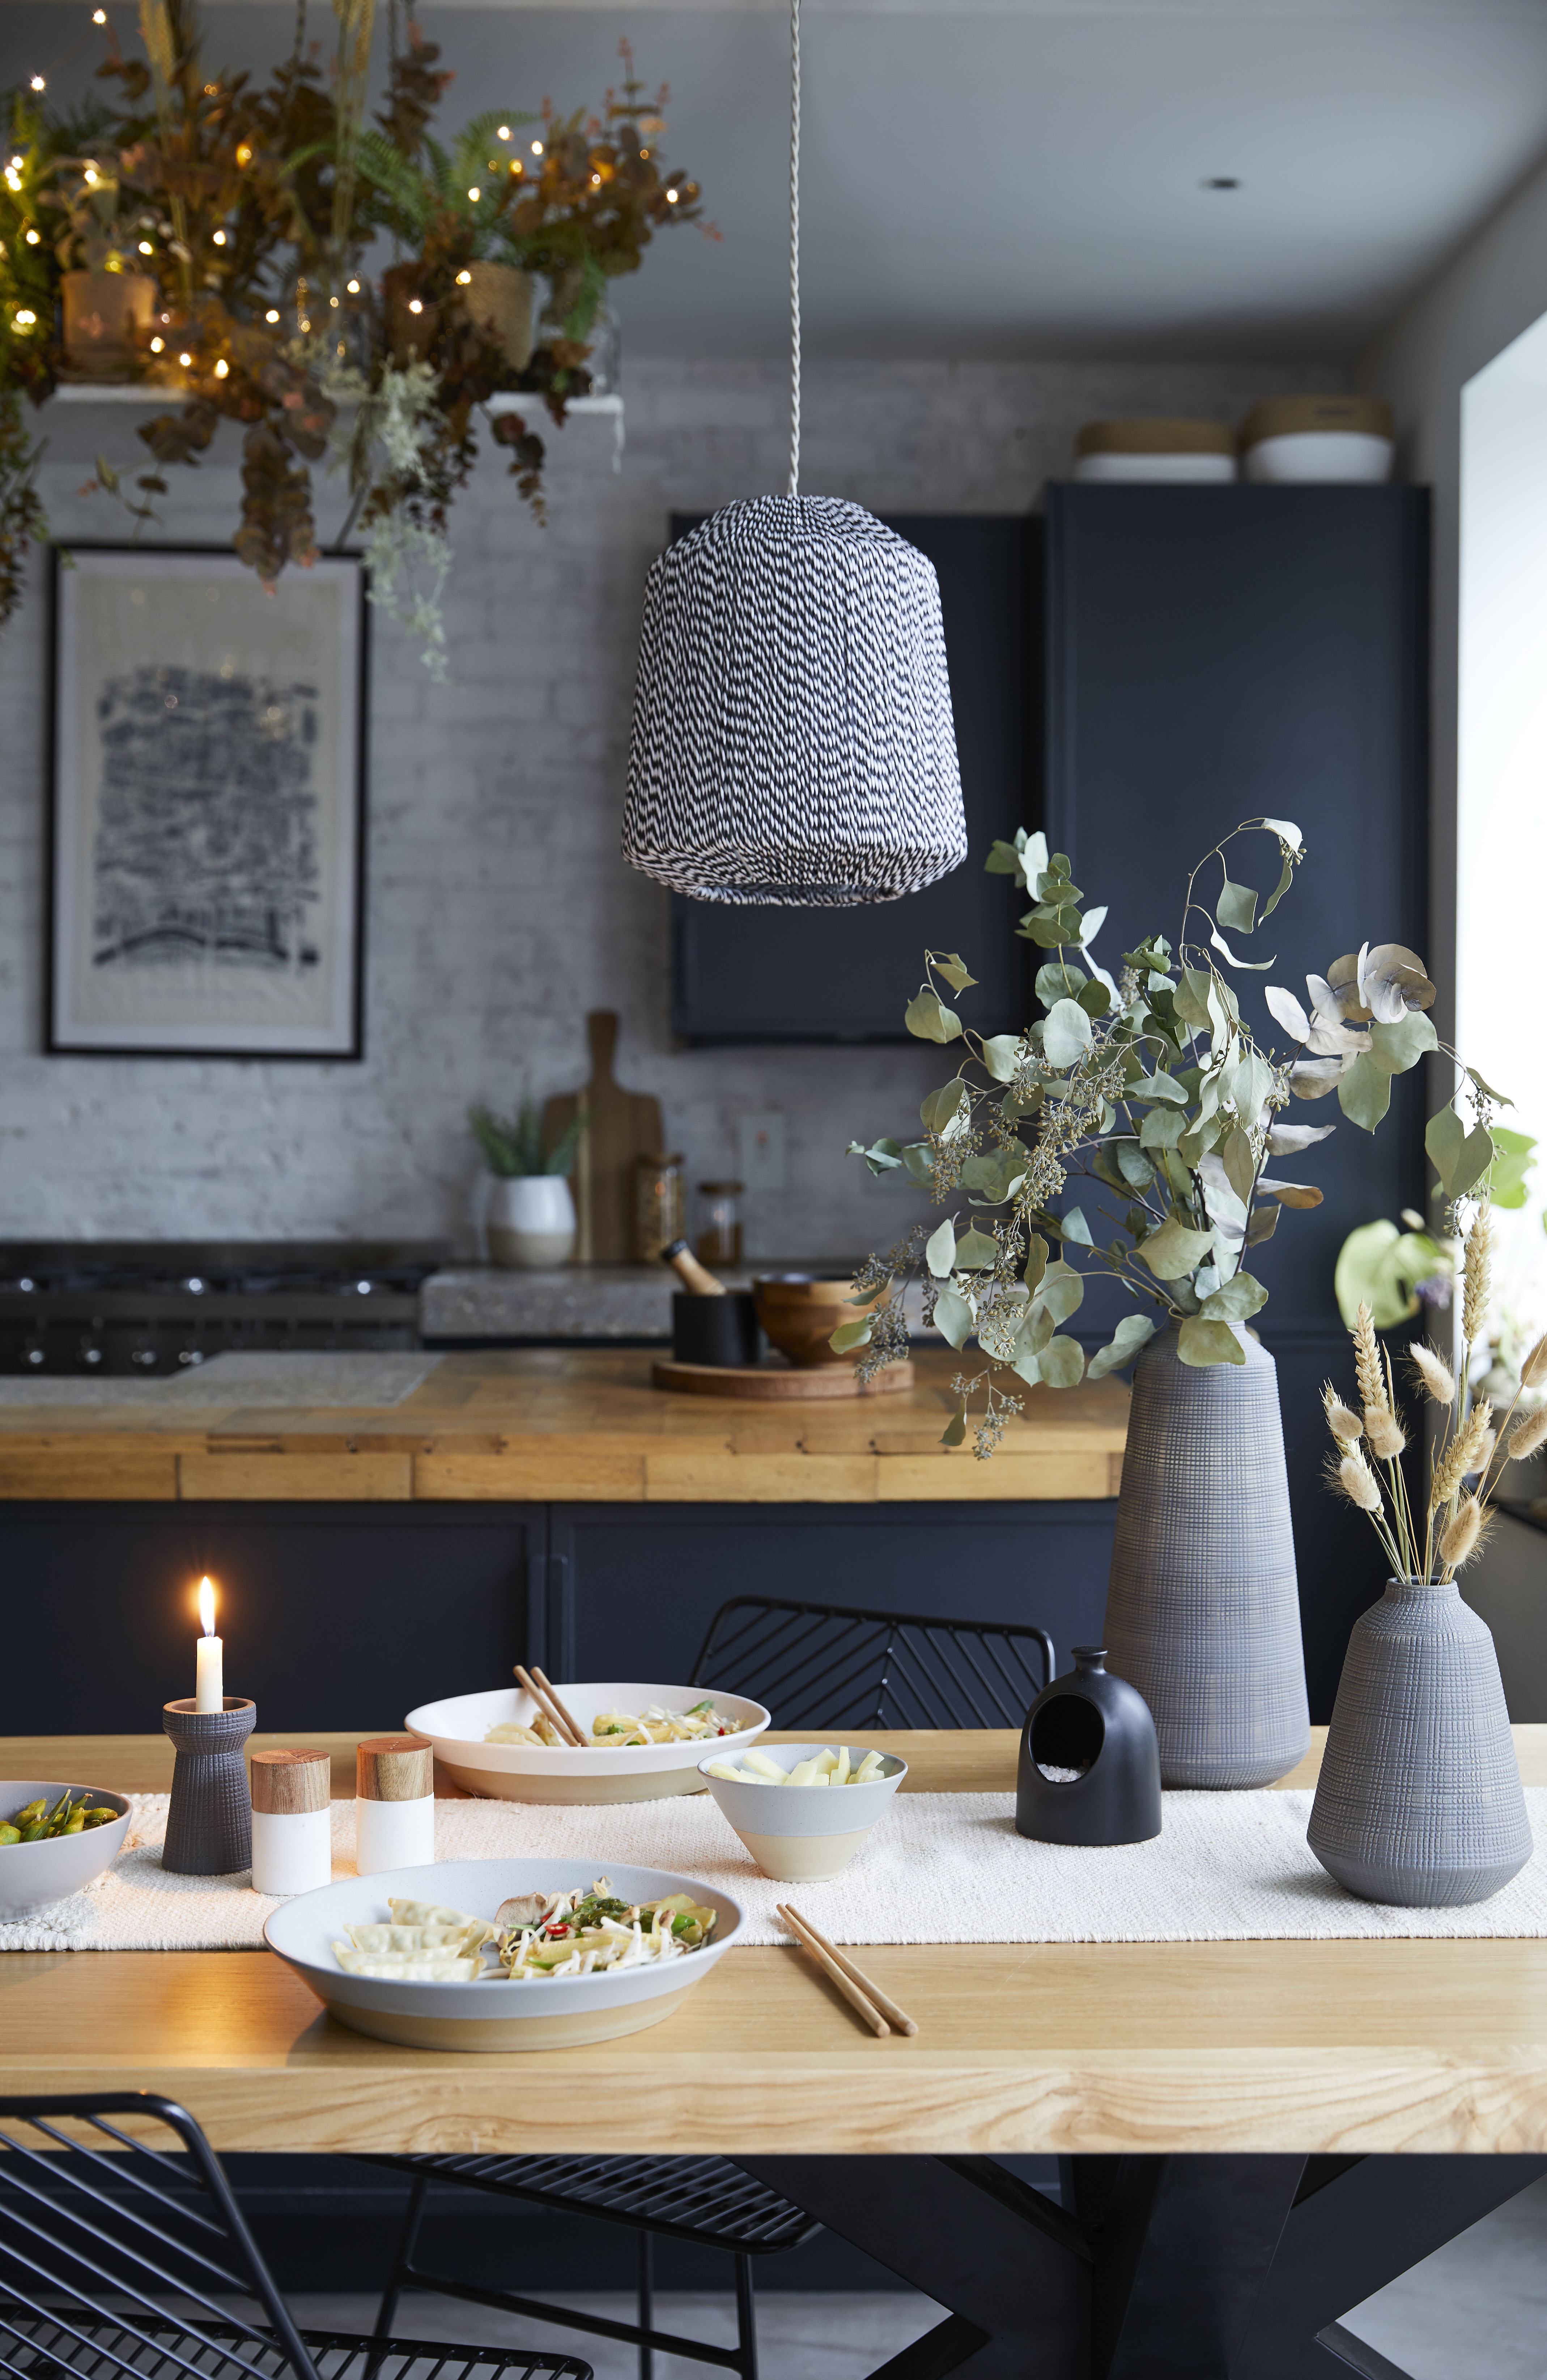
left=48, top=545, right=367, bottom=1058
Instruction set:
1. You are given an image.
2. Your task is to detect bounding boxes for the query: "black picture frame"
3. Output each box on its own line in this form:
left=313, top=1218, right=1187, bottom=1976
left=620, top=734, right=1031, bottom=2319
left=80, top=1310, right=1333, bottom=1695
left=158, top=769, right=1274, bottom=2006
left=47, top=543, right=369, bottom=1060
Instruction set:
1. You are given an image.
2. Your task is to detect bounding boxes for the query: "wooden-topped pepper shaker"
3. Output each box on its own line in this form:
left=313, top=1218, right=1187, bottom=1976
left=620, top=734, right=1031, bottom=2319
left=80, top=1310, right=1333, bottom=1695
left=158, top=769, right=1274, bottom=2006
left=356, top=1736, right=435, bottom=1874
left=249, top=1748, right=332, bottom=1896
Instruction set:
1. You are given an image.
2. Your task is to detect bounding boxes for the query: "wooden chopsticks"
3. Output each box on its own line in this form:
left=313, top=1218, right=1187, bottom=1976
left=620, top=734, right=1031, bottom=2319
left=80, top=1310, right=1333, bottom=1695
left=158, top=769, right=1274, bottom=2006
left=512, top=1664, right=586, bottom=1748
left=778, top=1902, right=919, bottom=2038
left=531, top=1665, right=588, bottom=1748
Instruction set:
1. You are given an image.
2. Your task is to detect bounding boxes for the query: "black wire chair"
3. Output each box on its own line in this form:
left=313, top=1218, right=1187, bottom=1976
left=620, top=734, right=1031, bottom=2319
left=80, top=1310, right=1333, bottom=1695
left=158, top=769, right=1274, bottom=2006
left=690, top=1596, right=1056, bottom=1730
left=362, top=1601, right=1053, bottom=2379
left=0, top=2094, right=590, bottom=2380
left=367, top=2155, right=819, bottom=2380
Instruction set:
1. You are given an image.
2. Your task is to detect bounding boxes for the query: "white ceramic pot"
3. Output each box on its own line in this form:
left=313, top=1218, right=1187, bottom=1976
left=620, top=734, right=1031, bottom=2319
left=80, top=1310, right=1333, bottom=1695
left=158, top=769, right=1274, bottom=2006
left=1242, top=431, right=1393, bottom=484
left=487, top=1175, right=575, bottom=1269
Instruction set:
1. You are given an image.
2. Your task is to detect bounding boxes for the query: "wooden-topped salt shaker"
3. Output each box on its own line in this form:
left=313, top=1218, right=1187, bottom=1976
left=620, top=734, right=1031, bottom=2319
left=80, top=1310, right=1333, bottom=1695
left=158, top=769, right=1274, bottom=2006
left=249, top=1748, right=332, bottom=1896
left=356, top=1736, right=435, bottom=1874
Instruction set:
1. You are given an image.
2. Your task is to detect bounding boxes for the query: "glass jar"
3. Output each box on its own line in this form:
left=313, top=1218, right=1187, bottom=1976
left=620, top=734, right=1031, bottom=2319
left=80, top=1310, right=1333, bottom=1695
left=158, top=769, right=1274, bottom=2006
left=633, top=1153, right=685, bottom=1263
left=696, top=1181, right=744, bottom=1268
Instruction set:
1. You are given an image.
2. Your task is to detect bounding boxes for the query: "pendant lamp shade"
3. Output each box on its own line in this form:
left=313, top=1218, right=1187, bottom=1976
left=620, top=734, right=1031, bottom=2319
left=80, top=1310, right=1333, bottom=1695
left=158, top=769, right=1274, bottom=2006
left=622, top=495, right=967, bottom=905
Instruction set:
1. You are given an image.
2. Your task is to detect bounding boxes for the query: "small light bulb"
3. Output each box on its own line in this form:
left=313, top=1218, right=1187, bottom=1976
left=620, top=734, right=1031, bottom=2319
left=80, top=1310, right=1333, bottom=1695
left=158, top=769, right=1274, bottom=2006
left=640, top=148, right=649, bottom=158
left=178, top=350, right=191, bottom=366
left=149, top=335, right=163, bottom=351
left=346, top=278, right=360, bottom=294
left=235, top=144, right=252, bottom=166
left=25, top=228, right=39, bottom=244
left=8, top=157, right=21, bottom=171
left=591, top=173, right=600, bottom=186
left=467, top=187, right=480, bottom=201
left=665, top=188, right=679, bottom=202
left=211, top=227, right=226, bottom=245
left=93, top=7, right=106, bottom=20
left=264, top=308, right=279, bottom=323
left=455, top=269, right=471, bottom=285
left=138, top=238, right=152, bottom=253
left=329, top=293, right=338, bottom=306
left=30, top=75, right=44, bottom=92
left=531, top=140, right=543, bottom=156
left=14, top=310, right=35, bottom=328
left=84, top=167, right=98, bottom=185
left=214, top=357, right=228, bottom=377
left=407, top=297, right=423, bottom=314
left=497, top=124, right=510, bottom=140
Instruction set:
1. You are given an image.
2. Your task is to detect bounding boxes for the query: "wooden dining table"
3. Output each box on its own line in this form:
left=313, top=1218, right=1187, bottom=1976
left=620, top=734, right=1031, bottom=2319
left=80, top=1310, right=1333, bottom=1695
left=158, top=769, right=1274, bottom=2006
left=3, top=1725, right=1546, bottom=2378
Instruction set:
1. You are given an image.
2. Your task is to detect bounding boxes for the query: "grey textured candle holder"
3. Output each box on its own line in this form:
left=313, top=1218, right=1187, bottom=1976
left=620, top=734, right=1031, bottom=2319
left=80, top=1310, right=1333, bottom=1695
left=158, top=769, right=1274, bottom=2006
left=162, top=1698, right=256, bottom=1876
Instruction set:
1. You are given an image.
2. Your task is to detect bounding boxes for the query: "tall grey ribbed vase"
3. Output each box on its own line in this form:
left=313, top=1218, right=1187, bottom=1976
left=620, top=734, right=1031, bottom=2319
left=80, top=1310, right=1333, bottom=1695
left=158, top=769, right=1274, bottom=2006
left=1103, top=1322, right=1310, bottom=1788
left=1307, top=1579, right=1532, bottom=1905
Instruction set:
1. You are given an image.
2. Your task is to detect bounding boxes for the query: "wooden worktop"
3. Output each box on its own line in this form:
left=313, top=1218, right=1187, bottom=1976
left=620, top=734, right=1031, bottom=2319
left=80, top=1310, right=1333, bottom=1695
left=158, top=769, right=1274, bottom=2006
left=2, top=1727, right=1544, bottom=2157
left=0, top=1348, right=1127, bottom=1504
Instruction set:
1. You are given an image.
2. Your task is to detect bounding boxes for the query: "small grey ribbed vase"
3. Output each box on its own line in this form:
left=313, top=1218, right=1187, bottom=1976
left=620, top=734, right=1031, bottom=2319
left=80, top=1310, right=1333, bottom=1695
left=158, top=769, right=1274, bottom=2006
left=1308, top=1579, right=1532, bottom=1905
left=1103, top=1322, right=1310, bottom=1788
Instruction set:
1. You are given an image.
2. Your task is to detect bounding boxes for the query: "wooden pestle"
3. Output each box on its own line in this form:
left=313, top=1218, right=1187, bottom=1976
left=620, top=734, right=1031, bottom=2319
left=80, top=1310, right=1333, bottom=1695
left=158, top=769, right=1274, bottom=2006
left=662, top=1238, right=727, bottom=1296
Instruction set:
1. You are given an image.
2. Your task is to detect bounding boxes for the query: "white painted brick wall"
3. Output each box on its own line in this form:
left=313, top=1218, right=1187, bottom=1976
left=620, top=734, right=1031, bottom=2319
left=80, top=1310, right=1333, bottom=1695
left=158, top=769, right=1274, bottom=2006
left=0, top=355, right=1342, bottom=1257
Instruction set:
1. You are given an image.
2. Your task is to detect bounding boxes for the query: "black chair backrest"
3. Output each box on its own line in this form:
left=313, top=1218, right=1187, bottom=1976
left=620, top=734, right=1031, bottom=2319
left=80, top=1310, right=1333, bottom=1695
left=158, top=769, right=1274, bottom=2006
left=690, top=1598, right=1055, bottom=1730
left=0, top=2094, right=318, bottom=2380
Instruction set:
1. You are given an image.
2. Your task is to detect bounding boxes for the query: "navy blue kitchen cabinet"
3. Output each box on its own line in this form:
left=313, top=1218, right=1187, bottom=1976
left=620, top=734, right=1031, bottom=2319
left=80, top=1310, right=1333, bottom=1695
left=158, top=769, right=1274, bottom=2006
left=1, top=1498, right=1109, bottom=1733
left=1046, top=482, right=1431, bottom=1716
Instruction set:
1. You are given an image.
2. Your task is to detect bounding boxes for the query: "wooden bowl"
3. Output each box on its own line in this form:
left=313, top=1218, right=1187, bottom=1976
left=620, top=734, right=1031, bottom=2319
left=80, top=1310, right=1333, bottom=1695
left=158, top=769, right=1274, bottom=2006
left=752, top=1275, right=885, bottom=1367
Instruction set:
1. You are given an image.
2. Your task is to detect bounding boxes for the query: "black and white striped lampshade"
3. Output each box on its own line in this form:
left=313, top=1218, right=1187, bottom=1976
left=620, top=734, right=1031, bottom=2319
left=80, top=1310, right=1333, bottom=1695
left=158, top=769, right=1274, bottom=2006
left=621, top=495, right=967, bottom=905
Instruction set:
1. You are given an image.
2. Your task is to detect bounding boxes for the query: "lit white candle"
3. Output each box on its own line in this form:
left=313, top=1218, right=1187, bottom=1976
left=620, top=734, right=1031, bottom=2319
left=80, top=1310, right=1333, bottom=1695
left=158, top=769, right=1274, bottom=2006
left=194, top=1577, right=224, bottom=1712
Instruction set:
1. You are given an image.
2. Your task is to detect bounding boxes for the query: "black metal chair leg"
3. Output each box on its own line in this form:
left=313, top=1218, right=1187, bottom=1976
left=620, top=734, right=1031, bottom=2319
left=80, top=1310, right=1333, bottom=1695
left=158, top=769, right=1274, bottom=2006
left=377, top=2171, right=433, bottom=2339
left=733, top=2253, right=758, bottom=2380
left=637, top=2228, right=654, bottom=2380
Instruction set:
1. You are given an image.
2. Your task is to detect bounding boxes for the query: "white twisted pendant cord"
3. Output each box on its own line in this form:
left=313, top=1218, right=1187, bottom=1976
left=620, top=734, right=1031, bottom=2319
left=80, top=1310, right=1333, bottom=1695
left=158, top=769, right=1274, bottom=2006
left=787, top=0, right=801, bottom=498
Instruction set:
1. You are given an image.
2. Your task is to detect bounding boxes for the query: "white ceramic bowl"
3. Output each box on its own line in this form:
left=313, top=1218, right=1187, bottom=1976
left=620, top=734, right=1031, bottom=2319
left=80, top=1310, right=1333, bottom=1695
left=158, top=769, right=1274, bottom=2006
left=404, top=1682, right=772, bottom=1804
left=0, top=1782, right=131, bottom=1920
left=1242, top=430, right=1393, bottom=483
left=265, top=1855, right=744, bottom=2051
left=697, top=1744, right=908, bottom=1880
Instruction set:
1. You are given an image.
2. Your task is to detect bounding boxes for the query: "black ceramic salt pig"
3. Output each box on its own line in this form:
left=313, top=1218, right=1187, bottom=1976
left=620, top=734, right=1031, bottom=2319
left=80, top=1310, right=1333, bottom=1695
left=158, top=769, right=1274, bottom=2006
left=1015, top=1646, right=1162, bottom=1847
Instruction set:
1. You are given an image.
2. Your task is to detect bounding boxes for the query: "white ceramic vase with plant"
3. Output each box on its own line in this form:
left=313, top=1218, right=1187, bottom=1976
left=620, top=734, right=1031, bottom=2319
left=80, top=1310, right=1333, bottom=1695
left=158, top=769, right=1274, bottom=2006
left=471, top=1099, right=583, bottom=1268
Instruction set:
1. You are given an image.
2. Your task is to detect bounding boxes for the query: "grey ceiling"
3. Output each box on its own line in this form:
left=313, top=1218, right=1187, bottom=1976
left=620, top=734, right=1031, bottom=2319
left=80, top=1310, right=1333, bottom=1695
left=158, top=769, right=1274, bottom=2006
left=10, top=0, right=1547, bottom=359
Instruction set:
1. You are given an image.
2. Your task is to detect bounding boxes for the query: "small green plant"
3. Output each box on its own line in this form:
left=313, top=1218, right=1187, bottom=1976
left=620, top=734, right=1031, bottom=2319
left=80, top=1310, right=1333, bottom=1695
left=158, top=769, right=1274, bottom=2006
left=469, top=1099, right=583, bottom=1179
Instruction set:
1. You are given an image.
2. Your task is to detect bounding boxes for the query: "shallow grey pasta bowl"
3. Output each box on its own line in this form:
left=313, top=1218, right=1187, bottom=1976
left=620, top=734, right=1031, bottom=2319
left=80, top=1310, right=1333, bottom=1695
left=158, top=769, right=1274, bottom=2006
left=265, top=1856, right=745, bottom=2051
left=0, top=1782, right=131, bottom=1920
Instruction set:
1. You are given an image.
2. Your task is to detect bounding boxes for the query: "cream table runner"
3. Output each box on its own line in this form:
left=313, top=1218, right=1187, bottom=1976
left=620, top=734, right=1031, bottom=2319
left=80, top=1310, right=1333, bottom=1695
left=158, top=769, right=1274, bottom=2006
left=3, top=1790, right=1546, bottom=1954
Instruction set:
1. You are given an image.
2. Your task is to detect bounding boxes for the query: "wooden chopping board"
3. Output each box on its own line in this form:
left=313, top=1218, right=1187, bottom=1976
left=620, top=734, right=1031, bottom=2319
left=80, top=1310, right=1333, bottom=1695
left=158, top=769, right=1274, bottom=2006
left=543, top=1010, right=664, bottom=1262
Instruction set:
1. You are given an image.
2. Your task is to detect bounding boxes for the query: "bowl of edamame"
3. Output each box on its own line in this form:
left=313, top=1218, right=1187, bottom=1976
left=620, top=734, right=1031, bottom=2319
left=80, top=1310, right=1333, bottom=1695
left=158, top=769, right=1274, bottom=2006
left=0, top=1782, right=130, bottom=1920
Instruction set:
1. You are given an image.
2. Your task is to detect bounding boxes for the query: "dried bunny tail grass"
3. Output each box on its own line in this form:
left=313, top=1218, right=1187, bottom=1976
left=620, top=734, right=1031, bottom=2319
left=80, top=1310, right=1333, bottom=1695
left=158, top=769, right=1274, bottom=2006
left=1353, top=1302, right=1387, bottom=1415
left=1332, top=1449, right=1384, bottom=1514
left=1439, top=1495, right=1490, bottom=1570
left=1409, top=1342, right=1456, bottom=1406
left=1462, top=1203, right=1493, bottom=1351
left=1523, top=1332, right=1547, bottom=1392
left=1507, top=1405, right=1547, bottom=1462
left=1364, top=1407, right=1407, bottom=1460
left=1428, top=1399, right=1496, bottom=1511
left=1322, top=1382, right=1363, bottom=1443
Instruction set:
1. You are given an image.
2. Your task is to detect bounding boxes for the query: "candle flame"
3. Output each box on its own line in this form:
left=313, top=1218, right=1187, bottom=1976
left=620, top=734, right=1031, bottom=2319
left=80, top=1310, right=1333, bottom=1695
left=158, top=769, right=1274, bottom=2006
left=197, top=1577, right=217, bottom=1636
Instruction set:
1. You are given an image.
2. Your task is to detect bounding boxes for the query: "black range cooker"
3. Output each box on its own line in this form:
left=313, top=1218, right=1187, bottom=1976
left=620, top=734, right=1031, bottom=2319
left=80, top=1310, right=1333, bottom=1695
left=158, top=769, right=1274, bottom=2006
left=0, top=1242, right=447, bottom=1376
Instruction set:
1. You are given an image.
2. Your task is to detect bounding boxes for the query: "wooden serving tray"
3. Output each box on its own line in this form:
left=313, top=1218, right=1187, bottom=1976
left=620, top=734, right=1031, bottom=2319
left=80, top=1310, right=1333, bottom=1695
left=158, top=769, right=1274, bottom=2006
left=651, top=1357, right=915, bottom=1400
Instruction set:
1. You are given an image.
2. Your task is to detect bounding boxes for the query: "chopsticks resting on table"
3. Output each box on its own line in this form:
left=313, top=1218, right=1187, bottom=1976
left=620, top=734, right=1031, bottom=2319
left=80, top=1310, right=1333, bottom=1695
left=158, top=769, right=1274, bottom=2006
left=513, top=1664, right=586, bottom=1748
left=778, top=1903, right=919, bottom=2038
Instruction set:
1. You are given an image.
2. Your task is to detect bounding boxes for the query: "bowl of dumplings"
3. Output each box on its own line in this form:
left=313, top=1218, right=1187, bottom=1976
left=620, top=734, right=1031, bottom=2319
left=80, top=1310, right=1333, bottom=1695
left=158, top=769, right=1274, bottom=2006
left=264, top=1856, right=744, bottom=2051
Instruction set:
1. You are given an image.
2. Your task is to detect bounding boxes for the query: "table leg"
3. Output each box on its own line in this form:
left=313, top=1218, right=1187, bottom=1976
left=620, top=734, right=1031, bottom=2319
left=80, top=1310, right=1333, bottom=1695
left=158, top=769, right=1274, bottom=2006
left=1231, top=2153, right=1547, bottom=2380
left=738, top=2151, right=1547, bottom=2380
left=736, top=2155, right=1089, bottom=2377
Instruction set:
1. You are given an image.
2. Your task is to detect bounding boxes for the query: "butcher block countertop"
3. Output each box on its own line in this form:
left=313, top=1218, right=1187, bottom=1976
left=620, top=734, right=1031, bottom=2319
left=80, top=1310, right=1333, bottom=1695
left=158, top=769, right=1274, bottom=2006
left=0, top=1347, right=1128, bottom=1504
